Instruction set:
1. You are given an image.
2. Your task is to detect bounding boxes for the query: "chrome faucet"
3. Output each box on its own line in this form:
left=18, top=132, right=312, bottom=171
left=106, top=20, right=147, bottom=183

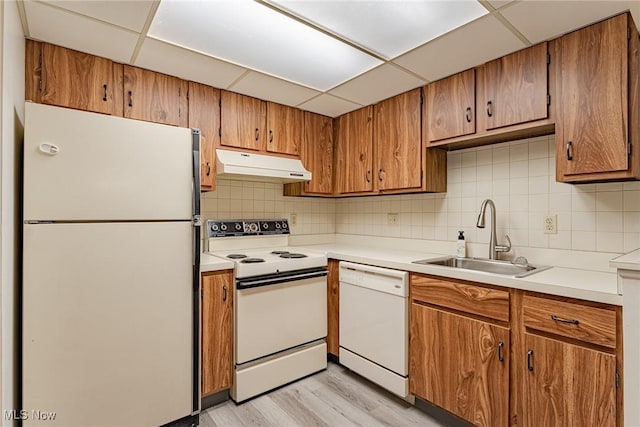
left=476, top=199, right=511, bottom=260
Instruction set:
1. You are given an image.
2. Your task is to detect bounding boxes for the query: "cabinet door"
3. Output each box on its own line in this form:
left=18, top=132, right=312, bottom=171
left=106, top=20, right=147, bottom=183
left=335, top=106, right=374, bottom=194
left=559, top=14, right=628, bottom=176
left=220, top=91, right=266, bottom=151
left=484, top=42, right=548, bottom=130
left=188, top=82, right=220, bottom=191
left=266, top=102, right=303, bottom=156
left=302, top=112, right=334, bottom=195
left=374, top=88, right=422, bottom=191
left=326, top=260, right=340, bottom=356
left=523, top=333, right=616, bottom=426
left=39, top=43, right=119, bottom=115
left=201, top=271, right=233, bottom=396
left=123, top=66, right=188, bottom=127
left=410, top=303, right=509, bottom=427
left=426, top=69, right=475, bottom=143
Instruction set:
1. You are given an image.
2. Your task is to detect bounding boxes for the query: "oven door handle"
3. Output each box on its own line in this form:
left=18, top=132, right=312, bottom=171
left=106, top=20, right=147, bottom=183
left=237, top=268, right=328, bottom=290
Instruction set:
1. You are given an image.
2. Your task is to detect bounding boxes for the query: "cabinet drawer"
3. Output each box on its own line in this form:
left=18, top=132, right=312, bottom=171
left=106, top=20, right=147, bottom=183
left=523, top=295, right=616, bottom=349
left=410, top=274, right=509, bottom=322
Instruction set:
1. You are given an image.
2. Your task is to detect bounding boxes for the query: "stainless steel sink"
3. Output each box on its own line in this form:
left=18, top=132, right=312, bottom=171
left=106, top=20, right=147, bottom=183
left=412, top=256, right=551, bottom=278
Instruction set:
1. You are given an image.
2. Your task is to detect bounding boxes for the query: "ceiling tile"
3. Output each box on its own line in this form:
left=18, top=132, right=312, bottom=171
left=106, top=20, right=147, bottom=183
left=500, top=1, right=630, bottom=44
left=228, top=72, right=320, bottom=108
left=136, top=38, right=247, bottom=89
left=272, top=0, right=488, bottom=59
left=41, top=0, right=154, bottom=32
left=393, top=14, right=525, bottom=82
left=298, top=94, right=362, bottom=118
left=329, top=64, right=426, bottom=107
left=148, top=0, right=382, bottom=91
left=24, top=0, right=138, bottom=63
left=487, top=0, right=516, bottom=10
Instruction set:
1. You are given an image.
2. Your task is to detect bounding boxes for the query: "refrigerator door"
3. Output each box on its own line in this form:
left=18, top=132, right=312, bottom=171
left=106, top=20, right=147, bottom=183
left=23, top=102, right=193, bottom=221
left=23, top=222, right=194, bottom=427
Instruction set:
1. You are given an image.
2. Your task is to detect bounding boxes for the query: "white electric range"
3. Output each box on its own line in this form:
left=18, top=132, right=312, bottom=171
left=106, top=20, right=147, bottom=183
left=207, top=219, right=328, bottom=403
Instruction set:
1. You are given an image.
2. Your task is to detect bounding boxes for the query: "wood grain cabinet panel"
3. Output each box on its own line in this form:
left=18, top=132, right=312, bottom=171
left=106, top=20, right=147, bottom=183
left=220, top=91, right=266, bottom=151
left=483, top=42, right=548, bottom=130
left=266, top=102, right=303, bottom=156
left=302, top=112, right=334, bottom=195
left=188, top=82, right=220, bottom=191
left=123, top=65, right=188, bottom=127
left=374, top=88, right=422, bottom=191
left=558, top=13, right=635, bottom=180
left=523, top=333, right=616, bottom=427
left=327, top=260, right=340, bottom=356
left=410, top=303, right=510, bottom=427
left=34, top=43, right=121, bottom=116
left=426, top=69, right=476, bottom=143
left=335, top=106, right=374, bottom=194
left=201, top=271, right=233, bottom=396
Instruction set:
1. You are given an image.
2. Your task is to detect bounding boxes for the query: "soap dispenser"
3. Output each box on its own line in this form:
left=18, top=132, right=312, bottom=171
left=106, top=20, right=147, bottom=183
left=456, top=231, right=466, bottom=258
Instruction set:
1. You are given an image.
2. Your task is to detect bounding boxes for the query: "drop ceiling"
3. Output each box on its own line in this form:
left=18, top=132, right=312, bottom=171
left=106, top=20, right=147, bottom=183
left=20, top=0, right=634, bottom=117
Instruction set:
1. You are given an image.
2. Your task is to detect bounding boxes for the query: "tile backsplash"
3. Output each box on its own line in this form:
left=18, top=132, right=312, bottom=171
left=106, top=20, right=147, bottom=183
left=202, top=134, right=640, bottom=255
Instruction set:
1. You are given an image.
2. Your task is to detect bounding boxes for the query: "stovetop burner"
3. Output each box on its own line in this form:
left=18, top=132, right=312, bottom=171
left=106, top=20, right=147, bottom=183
left=279, top=253, right=307, bottom=259
left=271, top=250, right=289, bottom=255
left=240, top=257, right=266, bottom=264
left=227, top=254, right=247, bottom=259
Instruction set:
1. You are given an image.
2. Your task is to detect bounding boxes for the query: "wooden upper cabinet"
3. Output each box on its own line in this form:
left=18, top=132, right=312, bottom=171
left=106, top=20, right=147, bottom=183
left=220, top=91, right=266, bottom=151
left=558, top=13, right=634, bottom=180
left=483, top=42, right=549, bottom=130
left=374, top=88, right=422, bottom=191
left=201, top=271, right=233, bottom=396
left=123, top=65, right=188, bottom=127
left=426, top=69, right=475, bottom=143
left=188, top=82, right=220, bottom=191
left=335, top=106, right=374, bottom=194
left=266, top=102, right=303, bottom=156
left=27, top=41, right=122, bottom=116
left=523, top=333, right=616, bottom=426
left=410, top=303, right=510, bottom=427
left=302, top=112, right=334, bottom=195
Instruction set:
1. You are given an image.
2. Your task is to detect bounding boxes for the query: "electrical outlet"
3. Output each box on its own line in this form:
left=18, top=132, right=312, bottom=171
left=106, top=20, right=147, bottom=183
left=544, top=215, right=557, bottom=234
left=387, top=213, right=399, bottom=225
left=290, top=213, right=297, bottom=226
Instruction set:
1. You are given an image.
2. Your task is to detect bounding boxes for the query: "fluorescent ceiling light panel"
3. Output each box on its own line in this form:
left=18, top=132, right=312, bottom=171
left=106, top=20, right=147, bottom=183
left=271, top=0, right=489, bottom=59
left=149, top=0, right=382, bottom=91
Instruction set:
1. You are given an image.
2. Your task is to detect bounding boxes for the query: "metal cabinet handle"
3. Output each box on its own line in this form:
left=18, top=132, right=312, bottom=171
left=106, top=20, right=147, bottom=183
left=255, top=128, right=259, bottom=141
left=365, top=170, right=371, bottom=183
left=566, top=141, right=573, bottom=161
left=551, top=315, right=579, bottom=325
left=269, top=130, right=273, bottom=143
left=222, top=285, right=227, bottom=302
left=527, top=349, right=534, bottom=372
left=103, top=84, right=108, bottom=102
left=128, top=90, right=133, bottom=108
left=206, top=161, right=211, bottom=177
left=465, top=107, right=472, bottom=123
left=487, top=100, right=493, bottom=117
left=498, top=341, right=504, bottom=362
left=378, top=168, right=383, bottom=182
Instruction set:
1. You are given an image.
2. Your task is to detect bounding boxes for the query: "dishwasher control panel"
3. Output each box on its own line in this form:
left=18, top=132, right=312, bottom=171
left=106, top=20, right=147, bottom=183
left=338, top=261, right=408, bottom=297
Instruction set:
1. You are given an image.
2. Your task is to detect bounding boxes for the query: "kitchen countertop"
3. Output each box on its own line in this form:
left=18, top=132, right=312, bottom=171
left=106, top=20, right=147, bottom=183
left=200, top=253, right=234, bottom=273
left=610, top=248, right=640, bottom=271
left=294, top=243, right=622, bottom=306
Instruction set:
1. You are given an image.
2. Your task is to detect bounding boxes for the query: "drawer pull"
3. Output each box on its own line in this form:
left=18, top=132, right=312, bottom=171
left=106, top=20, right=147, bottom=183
left=551, top=315, right=579, bottom=325
left=527, top=349, right=534, bottom=372
left=497, top=341, right=504, bottom=363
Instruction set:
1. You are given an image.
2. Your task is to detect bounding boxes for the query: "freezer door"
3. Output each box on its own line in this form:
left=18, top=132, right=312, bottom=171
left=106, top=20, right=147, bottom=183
left=23, top=222, right=194, bottom=427
left=24, top=103, right=193, bottom=221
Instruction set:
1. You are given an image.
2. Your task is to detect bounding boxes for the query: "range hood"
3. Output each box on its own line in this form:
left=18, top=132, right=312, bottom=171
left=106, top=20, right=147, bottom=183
left=215, top=149, right=311, bottom=183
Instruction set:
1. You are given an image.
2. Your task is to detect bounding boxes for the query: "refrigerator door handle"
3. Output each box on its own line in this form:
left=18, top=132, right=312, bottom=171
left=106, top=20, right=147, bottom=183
left=191, top=128, right=201, bottom=415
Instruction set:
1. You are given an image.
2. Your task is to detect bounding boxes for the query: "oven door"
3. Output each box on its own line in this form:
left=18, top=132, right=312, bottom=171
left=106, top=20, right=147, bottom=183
left=235, top=268, right=327, bottom=365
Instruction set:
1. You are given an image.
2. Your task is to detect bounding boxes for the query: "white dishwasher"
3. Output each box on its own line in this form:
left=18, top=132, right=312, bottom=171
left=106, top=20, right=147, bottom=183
left=339, top=261, right=409, bottom=398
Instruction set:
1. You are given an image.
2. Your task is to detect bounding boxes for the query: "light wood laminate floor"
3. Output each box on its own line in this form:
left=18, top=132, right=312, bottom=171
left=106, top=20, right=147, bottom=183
left=201, top=362, right=454, bottom=427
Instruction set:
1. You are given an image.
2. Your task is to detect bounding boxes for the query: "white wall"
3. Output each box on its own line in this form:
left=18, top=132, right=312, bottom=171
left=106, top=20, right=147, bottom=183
left=0, top=1, right=25, bottom=424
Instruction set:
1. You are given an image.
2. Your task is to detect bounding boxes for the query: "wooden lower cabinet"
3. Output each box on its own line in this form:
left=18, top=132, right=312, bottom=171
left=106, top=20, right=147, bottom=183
left=523, top=333, right=616, bottom=426
left=201, top=270, right=233, bottom=396
left=410, top=303, right=510, bottom=426
left=327, top=259, right=340, bottom=356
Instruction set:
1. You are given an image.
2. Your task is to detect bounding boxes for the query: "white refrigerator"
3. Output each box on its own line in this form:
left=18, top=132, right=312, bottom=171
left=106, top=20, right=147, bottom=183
left=22, top=102, right=201, bottom=427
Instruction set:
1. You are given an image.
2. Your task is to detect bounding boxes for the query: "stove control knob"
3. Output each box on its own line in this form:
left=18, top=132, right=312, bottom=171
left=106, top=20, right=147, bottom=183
left=211, top=223, right=219, bottom=231
left=220, top=224, right=228, bottom=231
left=262, top=222, right=269, bottom=230
left=247, top=223, right=259, bottom=233
left=275, top=223, right=281, bottom=229
left=281, top=222, right=288, bottom=229
left=234, top=223, right=242, bottom=231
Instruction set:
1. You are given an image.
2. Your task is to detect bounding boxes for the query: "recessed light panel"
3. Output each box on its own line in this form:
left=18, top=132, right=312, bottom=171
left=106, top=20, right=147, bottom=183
left=149, top=0, right=382, bottom=91
left=271, top=0, right=489, bottom=59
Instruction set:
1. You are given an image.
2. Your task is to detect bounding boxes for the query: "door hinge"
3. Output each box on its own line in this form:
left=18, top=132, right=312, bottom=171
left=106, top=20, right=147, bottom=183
left=546, top=52, right=551, bottom=65
left=628, top=142, right=632, bottom=156
left=547, top=94, right=551, bottom=106
left=615, top=371, right=620, bottom=389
